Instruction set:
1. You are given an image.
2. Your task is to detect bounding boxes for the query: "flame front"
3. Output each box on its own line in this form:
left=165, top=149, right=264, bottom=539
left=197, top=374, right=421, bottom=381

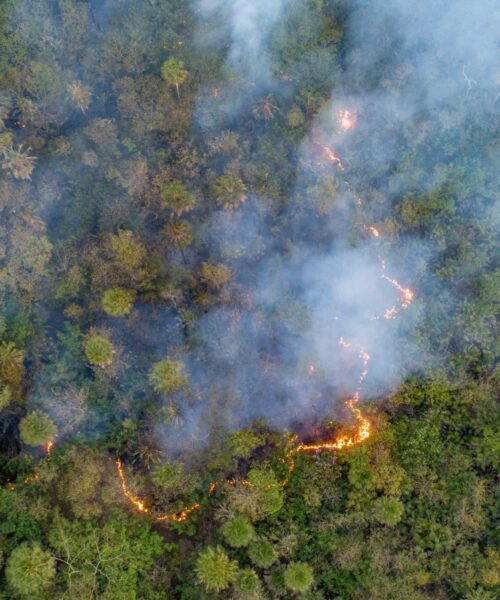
left=116, top=459, right=149, bottom=513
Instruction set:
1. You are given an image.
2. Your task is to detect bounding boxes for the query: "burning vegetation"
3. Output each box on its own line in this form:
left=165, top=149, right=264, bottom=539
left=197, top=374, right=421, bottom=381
left=0, top=0, right=496, bottom=598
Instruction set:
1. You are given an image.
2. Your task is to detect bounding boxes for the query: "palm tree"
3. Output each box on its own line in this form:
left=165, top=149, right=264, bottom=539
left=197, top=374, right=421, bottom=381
left=1, top=145, right=36, bottom=180
left=161, top=58, right=188, bottom=99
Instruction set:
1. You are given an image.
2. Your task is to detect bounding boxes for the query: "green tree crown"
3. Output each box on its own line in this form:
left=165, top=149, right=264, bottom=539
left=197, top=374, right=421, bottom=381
left=161, top=58, right=188, bottom=98
left=84, top=334, right=114, bottom=366
left=6, top=542, right=56, bottom=598
left=284, top=562, right=315, bottom=594
left=101, top=287, right=136, bottom=317
left=221, top=514, right=255, bottom=548
left=248, top=537, right=277, bottom=568
left=19, top=410, right=57, bottom=447
left=195, top=545, right=238, bottom=593
left=149, top=357, right=187, bottom=394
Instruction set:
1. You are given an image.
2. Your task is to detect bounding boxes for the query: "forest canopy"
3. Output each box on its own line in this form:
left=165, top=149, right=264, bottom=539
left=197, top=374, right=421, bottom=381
left=0, top=0, right=498, bottom=598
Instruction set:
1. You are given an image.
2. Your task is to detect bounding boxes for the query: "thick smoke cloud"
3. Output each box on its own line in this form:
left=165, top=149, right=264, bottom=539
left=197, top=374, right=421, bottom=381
left=176, top=0, right=498, bottom=443
left=6, top=0, right=497, bottom=451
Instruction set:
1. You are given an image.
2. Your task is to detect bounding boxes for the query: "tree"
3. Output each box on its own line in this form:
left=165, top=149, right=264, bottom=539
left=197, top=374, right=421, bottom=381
left=284, top=562, right=314, bottom=594
left=67, top=81, right=92, bottom=112
left=195, top=546, right=238, bottom=593
left=226, top=429, right=265, bottom=459
left=246, top=467, right=284, bottom=517
left=57, top=447, right=108, bottom=519
left=164, top=220, right=194, bottom=249
left=48, top=511, right=164, bottom=598
left=236, top=568, right=262, bottom=596
left=84, top=333, right=114, bottom=366
left=101, top=287, right=136, bottom=317
left=161, top=58, right=188, bottom=98
left=0, top=341, right=24, bottom=389
left=151, top=459, right=184, bottom=490
left=6, top=543, right=56, bottom=598
left=372, top=495, right=404, bottom=526
left=162, top=181, right=196, bottom=215
left=149, top=357, right=187, bottom=394
left=287, top=106, right=305, bottom=128
left=107, top=230, right=146, bottom=273
left=19, top=411, right=57, bottom=447
left=199, top=261, right=233, bottom=289
left=213, top=173, right=247, bottom=209
left=1, top=145, right=36, bottom=180
left=221, top=514, right=255, bottom=548
left=248, top=537, right=277, bottom=568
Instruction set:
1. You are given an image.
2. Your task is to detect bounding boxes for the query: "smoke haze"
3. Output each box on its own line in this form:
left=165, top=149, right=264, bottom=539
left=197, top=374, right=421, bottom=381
left=4, top=0, right=498, bottom=451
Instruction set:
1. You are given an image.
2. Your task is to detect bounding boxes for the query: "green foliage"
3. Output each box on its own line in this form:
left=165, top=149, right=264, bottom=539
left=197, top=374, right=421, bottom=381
left=48, top=511, right=164, bottom=598
left=19, top=411, right=57, bottom=447
left=247, top=537, right=277, bottom=568
left=6, top=542, right=55, bottom=598
left=212, top=173, right=247, bottom=209
left=161, top=57, right=188, bottom=97
left=108, top=230, right=146, bottom=273
left=226, top=429, right=265, bottom=459
left=151, top=459, right=184, bottom=490
left=372, top=495, right=404, bottom=526
left=246, top=467, right=284, bottom=517
left=195, top=545, right=238, bottom=592
left=84, top=333, right=114, bottom=366
left=101, top=287, right=136, bottom=317
left=221, top=514, right=255, bottom=548
left=236, top=568, right=261, bottom=594
left=199, top=261, right=233, bottom=289
left=284, top=561, right=315, bottom=594
left=0, top=341, right=24, bottom=388
left=162, top=180, right=196, bottom=215
left=149, top=357, right=187, bottom=394
left=0, top=3, right=497, bottom=599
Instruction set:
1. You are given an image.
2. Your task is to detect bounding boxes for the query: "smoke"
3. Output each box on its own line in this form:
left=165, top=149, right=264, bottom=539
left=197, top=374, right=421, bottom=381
left=175, top=0, right=498, bottom=442
left=4, top=0, right=497, bottom=452
left=197, top=0, right=291, bottom=83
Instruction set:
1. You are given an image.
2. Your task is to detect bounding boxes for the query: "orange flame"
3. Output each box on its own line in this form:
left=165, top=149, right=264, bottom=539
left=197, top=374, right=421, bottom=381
left=314, top=141, right=345, bottom=170
left=115, top=458, right=201, bottom=522
left=116, top=459, right=149, bottom=513
left=381, top=274, right=414, bottom=309
left=338, top=109, right=356, bottom=131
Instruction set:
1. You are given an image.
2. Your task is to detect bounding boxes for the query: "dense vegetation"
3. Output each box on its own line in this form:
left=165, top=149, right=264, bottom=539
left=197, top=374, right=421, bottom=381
left=0, top=1, right=498, bottom=598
